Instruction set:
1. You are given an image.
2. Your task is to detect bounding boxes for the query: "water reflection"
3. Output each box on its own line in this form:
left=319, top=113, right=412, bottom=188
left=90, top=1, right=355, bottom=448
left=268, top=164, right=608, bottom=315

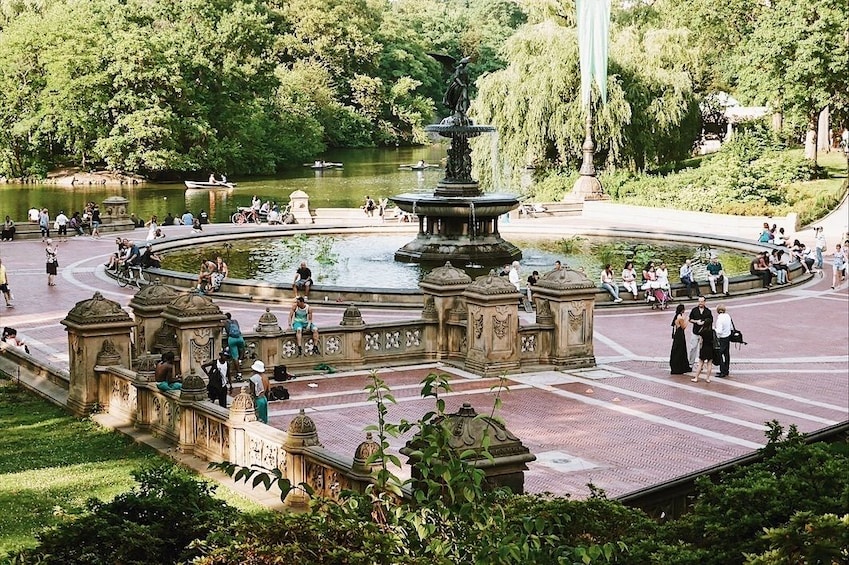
left=0, top=146, right=448, bottom=224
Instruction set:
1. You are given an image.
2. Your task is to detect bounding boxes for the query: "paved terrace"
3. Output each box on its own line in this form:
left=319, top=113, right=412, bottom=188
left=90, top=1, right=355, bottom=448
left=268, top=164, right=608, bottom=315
left=0, top=200, right=846, bottom=501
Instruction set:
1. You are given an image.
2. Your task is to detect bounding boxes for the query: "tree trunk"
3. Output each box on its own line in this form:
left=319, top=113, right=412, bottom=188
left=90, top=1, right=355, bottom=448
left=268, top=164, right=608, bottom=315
left=804, top=112, right=818, bottom=166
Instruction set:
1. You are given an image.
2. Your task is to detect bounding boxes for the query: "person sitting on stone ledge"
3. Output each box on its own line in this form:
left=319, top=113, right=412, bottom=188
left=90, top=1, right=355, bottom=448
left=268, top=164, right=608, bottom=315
left=155, top=351, right=181, bottom=392
left=292, top=261, right=313, bottom=298
left=289, top=296, right=320, bottom=356
left=197, top=258, right=217, bottom=293
left=2, top=327, right=28, bottom=353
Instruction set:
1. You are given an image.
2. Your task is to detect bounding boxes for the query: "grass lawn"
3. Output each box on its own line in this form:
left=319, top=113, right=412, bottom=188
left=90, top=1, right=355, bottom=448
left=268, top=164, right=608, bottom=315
left=783, top=150, right=848, bottom=227
left=0, top=378, right=266, bottom=556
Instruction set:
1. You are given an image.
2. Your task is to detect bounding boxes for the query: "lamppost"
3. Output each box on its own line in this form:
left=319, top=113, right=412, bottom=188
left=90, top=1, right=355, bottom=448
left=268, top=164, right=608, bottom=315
left=568, top=0, right=611, bottom=202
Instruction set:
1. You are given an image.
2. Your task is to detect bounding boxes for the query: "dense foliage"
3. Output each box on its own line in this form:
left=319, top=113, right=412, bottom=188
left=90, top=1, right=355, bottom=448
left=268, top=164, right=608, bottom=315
left=473, top=16, right=701, bottom=186
left=0, top=0, right=845, bottom=183
left=0, top=0, right=454, bottom=177
left=531, top=127, right=842, bottom=220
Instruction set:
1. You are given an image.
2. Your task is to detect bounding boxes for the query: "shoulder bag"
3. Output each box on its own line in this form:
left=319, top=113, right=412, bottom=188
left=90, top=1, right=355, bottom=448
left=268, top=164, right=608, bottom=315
left=729, top=318, right=746, bottom=345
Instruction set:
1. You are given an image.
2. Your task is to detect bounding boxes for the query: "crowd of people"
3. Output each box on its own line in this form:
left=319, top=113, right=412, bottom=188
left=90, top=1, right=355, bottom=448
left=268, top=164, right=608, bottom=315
left=669, top=296, right=734, bottom=383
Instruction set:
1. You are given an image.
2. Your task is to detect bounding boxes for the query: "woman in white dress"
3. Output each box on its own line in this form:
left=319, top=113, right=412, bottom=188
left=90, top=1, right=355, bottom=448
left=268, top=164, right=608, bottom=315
left=621, top=261, right=638, bottom=300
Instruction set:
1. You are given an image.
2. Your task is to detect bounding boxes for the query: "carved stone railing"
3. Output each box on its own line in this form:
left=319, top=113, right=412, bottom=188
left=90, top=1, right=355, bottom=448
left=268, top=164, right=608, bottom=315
left=95, top=365, right=379, bottom=507
left=239, top=320, right=437, bottom=372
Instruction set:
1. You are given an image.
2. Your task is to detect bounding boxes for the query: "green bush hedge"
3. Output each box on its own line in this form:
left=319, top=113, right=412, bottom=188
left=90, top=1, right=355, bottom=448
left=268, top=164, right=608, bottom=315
left=526, top=125, right=846, bottom=224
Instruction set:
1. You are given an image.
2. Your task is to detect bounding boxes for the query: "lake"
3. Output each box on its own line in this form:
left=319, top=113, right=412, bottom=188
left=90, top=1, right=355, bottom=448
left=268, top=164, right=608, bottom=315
left=0, top=146, right=450, bottom=224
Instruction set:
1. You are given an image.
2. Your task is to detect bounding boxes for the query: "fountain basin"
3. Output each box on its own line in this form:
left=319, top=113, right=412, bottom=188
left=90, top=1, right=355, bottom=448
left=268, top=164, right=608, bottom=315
left=391, top=192, right=521, bottom=264
left=424, top=123, right=496, bottom=137
left=392, top=193, right=519, bottom=217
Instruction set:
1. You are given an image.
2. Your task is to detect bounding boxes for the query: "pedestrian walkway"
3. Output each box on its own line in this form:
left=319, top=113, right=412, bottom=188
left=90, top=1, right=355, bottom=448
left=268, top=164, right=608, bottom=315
left=0, top=204, right=845, bottom=500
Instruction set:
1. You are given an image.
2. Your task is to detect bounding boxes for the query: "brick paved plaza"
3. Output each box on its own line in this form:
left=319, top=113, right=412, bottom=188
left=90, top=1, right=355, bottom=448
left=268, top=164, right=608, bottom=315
left=0, top=211, right=846, bottom=500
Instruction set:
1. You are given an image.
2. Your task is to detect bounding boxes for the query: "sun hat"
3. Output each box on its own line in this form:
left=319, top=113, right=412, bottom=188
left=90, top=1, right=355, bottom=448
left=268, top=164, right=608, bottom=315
left=251, top=360, right=265, bottom=373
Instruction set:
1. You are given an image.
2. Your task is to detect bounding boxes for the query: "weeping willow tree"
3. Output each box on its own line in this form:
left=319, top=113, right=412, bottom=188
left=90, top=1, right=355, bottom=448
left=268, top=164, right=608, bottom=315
left=472, top=17, right=700, bottom=192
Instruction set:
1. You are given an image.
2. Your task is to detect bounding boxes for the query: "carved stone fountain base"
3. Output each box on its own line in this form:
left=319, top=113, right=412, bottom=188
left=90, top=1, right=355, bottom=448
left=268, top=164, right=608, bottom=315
left=392, top=193, right=522, bottom=265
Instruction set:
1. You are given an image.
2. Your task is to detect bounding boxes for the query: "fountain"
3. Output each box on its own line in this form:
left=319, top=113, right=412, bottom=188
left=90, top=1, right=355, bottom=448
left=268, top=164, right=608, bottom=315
left=392, top=56, right=522, bottom=265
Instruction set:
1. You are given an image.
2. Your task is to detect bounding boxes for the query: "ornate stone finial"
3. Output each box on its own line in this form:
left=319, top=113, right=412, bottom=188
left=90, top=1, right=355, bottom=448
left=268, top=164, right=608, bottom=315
left=180, top=371, right=207, bottom=401
left=286, top=408, right=321, bottom=448
left=400, top=402, right=536, bottom=474
left=340, top=304, right=364, bottom=327
left=464, top=272, right=521, bottom=296
left=228, top=389, right=257, bottom=422
left=63, top=292, right=132, bottom=326
left=421, top=261, right=473, bottom=287
left=153, top=322, right=179, bottom=356
left=129, top=278, right=179, bottom=309
left=256, top=307, right=282, bottom=333
left=535, top=267, right=595, bottom=290
left=96, top=339, right=122, bottom=367
left=352, top=432, right=382, bottom=474
left=163, top=292, right=224, bottom=320
left=133, top=353, right=161, bottom=382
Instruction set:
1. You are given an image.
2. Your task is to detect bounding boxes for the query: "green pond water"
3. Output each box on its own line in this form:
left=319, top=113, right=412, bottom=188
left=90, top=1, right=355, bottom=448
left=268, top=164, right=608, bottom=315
left=162, top=234, right=752, bottom=289
left=0, top=147, right=447, bottom=224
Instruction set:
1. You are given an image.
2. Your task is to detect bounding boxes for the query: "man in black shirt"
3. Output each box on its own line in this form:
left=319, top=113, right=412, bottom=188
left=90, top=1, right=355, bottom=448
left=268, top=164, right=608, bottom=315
left=688, top=296, right=712, bottom=366
left=293, top=261, right=313, bottom=298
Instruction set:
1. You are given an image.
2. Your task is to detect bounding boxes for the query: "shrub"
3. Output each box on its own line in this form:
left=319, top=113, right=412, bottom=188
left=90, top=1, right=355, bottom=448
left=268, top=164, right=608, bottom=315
left=13, top=465, right=237, bottom=565
left=648, top=422, right=849, bottom=565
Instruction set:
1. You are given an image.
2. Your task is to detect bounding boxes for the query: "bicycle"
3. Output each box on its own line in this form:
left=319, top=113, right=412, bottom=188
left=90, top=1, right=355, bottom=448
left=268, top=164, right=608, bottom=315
left=231, top=207, right=265, bottom=224
left=116, top=263, right=148, bottom=289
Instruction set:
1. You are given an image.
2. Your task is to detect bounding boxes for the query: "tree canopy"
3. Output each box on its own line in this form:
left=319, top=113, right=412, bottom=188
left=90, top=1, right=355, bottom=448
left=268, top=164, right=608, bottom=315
left=0, top=0, right=844, bottom=178
left=472, top=16, right=700, bottom=188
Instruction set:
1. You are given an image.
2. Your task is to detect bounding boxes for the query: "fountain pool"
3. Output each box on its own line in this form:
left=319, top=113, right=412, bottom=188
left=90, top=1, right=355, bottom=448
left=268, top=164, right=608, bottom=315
left=161, top=234, right=753, bottom=290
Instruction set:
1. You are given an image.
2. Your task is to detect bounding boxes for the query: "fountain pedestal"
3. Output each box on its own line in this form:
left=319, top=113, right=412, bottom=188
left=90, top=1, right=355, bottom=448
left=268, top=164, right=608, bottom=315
left=392, top=114, right=521, bottom=265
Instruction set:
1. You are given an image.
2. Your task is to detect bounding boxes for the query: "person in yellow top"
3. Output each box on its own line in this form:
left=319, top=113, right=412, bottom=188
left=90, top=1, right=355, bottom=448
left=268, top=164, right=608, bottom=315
left=0, top=258, right=12, bottom=307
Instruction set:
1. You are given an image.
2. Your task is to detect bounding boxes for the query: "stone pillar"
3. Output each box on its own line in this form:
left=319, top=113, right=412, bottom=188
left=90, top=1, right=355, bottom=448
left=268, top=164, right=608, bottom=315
left=161, top=293, right=226, bottom=377
left=285, top=409, right=321, bottom=507
left=288, top=190, right=312, bottom=224
left=101, top=196, right=129, bottom=224
left=419, top=262, right=471, bottom=361
left=253, top=308, right=285, bottom=368
left=228, top=389, right=257, bottom=468
left=532, top=268, right=597, bottom=369
left=177, top=372, right=207, bottom=454
left=400, top=402, right=535, bottom=494
left=338, top=304, right=365, bottom=367
left=61, top=292, right=136, bottom=417
left=462, top=272, right=521, bottom=376
left=129, top=278, right=180, bottom=358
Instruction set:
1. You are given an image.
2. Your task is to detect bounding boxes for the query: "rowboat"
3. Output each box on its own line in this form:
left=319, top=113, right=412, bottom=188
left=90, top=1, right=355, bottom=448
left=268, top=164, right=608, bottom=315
left=399, top=163, right=440, bottom=170
left=184, top=181, right=236, bottom=189
left=303, top=162, right=343, bottom=170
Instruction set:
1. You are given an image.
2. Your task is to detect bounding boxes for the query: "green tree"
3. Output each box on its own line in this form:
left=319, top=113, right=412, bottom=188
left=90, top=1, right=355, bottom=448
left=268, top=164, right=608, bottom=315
left=472, top=17, right=699, bottom=190
left=745, top=512, right=849, bottom=565
left=731, top=0, right=849, bottom=165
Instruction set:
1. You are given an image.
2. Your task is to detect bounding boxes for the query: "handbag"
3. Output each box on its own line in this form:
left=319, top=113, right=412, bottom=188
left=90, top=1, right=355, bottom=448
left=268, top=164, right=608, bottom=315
left=729, top=318, right=746, bottom=344
left=712, top=330, right=722, bottom=351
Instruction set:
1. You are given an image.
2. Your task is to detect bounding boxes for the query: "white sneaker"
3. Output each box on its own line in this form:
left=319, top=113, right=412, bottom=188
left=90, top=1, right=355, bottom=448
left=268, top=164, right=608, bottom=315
left=614, top=298, right=623, bottom=303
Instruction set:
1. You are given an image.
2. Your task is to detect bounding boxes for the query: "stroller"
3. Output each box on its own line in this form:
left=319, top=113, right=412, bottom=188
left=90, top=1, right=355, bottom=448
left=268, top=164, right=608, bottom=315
left=642, top=281, right=671, bottom=310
